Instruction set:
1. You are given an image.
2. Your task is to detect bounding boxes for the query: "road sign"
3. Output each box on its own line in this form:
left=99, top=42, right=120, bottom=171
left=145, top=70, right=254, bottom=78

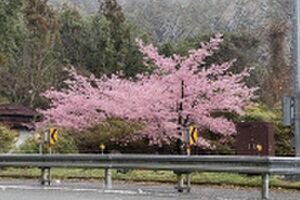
left=99, top=144, right=105, bottom=151
left=189, top=126, right=198, bottom=145
left=49, top=128, right=59, bottom=147
left=99, top=144, right=106, bottom=154
left=256, top=144, right=263, bottom=152
left=283, top=96, right=294, bottom=126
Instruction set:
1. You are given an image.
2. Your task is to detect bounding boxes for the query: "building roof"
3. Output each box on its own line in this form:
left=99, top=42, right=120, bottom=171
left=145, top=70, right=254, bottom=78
left=0, top=104, right=40, bottom=130
left=0, top=104, right=39, bottom=117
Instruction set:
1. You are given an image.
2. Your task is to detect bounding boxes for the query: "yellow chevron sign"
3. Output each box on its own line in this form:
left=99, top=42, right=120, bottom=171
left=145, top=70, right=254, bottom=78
left=49, top=128, right=59, bottom=147
left=189, top=126, right=198, bottom=145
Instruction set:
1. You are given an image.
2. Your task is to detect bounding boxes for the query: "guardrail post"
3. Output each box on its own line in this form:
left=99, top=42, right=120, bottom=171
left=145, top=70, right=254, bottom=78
left=176, top=174, right=184, bottom=192
left=40, top=167, right=51, bottom=186
left=174, top=171, right=191, bottom=192
left=39, top=129, right=51, bottom=186
left=186, top=173, right=191, bottom=192
left=104, top=168, right=112, bottom=189
left=262, top=173, right=270, bottom=200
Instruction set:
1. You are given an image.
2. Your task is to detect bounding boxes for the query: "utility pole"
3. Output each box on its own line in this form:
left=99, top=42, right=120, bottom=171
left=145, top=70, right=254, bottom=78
left=175, top=80, right=191, bottom=192
left=177, top=80, right=190, bottom=155
left=293, top=0, right=300, bottom=156
left=176, top=80, right=185, bottom=155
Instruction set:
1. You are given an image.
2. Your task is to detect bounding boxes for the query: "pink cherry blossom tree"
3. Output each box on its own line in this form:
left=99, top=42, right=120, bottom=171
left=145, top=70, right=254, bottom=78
left=39, top=34, right=257, bottom=147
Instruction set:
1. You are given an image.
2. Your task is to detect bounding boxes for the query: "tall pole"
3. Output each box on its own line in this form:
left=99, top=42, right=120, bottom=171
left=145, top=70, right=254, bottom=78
left=176, top=80, right=191, bottom=192
left=293, top=0, right=300, bottom=156
left=177, top=80, right=185, bottom=155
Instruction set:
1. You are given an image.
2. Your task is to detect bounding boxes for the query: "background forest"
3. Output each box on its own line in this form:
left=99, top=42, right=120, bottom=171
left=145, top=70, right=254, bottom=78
left=0, top=0, right=294, bottom=155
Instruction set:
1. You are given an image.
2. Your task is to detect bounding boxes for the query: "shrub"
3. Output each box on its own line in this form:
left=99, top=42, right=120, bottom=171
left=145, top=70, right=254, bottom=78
left=0, top=125, right=17, bottom=153
left=17, top=129, right=78, bottom=154
left=17, top=137, right=39, bottom=153
left=73, top=118, right=144, bottom=153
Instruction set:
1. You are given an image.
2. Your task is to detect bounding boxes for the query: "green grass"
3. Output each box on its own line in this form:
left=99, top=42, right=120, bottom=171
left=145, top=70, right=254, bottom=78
left=1, top=168, right=300, bottom=189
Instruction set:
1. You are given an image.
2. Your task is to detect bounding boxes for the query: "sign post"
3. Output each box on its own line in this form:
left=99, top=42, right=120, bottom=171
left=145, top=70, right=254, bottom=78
left=175, top=80, right=196, bottom=192
left=40, top=129, right=50, bottom=185
left=40, top=128, right=59, bottom=186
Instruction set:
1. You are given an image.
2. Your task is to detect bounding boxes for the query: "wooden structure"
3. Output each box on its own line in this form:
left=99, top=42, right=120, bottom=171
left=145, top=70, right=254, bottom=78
left=0, top=104, right=39, bottom=130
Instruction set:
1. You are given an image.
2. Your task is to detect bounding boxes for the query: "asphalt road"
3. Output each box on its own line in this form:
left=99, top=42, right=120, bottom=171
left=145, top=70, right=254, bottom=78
left=0, top=179, right=300, bottom=200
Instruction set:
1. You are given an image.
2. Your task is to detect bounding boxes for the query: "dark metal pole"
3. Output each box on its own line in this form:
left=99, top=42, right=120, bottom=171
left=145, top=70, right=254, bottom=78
left=177, top=80, right=185, bottom=155
left=176, top=80, right=192, bottom=192
left=293, top=0, right=300, bottom=156
left=176, top=80, right=184, bottom=191
left=179, top=80, right=190, bottom=155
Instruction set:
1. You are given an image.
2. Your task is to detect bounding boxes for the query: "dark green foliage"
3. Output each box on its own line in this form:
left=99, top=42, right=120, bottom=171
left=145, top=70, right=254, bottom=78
left=83, top=14, right=120, bottom=75
left=57, top=5, right=85, bottom=66
left=58, top=1, right=147, bottom=78
left=0, top=0, right=63, bottom=108
left=0, top=0, right=23, bottom=53
left=159, top=32, right=259, bottom=86
left=195, top=131, right=236, bottom=155
left=0, top=0, right=23, bottom=69
left=0, top=0, right=148, bottom=107
left=0, top=0, right=24, bottom=98
left=51, top=131, right=79, bottom=153
left=0, top=125, right=17, bottom=153
left=88, top=1, right=147, bottom=78
left=73, top=118, right=143, bottom=153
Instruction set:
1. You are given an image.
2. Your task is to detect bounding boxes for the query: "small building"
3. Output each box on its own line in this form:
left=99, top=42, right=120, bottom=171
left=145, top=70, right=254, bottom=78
left=0, top=104, right=40, bottom=147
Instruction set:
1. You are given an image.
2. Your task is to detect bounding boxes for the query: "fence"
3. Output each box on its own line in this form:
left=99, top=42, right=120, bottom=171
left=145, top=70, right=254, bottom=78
left=1, top=154, right=300, bottom=199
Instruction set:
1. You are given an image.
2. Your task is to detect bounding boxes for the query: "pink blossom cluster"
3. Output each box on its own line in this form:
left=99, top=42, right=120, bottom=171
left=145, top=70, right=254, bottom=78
left=39, top=34, right=256, bottom=147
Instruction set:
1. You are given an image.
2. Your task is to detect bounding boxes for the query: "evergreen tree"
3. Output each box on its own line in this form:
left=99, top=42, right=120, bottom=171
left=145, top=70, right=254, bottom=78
left=58, top=5, right=85, bottom=66
left=0, top=0, right=63, bottom=107
left=58, top=1, right=147, bottom=78
left=84, top=11, right=146, bottom=77
left=0, top=0, right=23, bottom=65
left=261, top=21, right=292, bottom=106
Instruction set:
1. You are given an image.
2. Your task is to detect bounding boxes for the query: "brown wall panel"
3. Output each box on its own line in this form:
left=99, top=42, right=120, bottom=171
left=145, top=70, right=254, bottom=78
left=236, top=122, right=275, bottom=156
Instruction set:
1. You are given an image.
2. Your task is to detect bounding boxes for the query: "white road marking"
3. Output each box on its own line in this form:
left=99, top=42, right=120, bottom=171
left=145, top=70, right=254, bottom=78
left=216, top=197, right=242, bottom=200
left=0, top=184, right=152, bottom=195
left=103, top=189, right=151, bottom=195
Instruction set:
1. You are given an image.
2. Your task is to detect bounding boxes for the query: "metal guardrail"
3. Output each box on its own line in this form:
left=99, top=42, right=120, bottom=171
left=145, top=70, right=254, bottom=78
left=1, top=154, right=300, bottom=199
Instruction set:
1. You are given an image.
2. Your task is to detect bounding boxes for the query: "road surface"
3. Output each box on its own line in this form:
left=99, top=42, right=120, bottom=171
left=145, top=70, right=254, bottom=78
left=0, top=179, right=299, bottom=200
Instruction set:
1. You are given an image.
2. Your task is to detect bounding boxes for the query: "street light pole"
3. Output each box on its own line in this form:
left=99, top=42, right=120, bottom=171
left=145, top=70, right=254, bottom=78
left=293, top=0, right=300, bottom=156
